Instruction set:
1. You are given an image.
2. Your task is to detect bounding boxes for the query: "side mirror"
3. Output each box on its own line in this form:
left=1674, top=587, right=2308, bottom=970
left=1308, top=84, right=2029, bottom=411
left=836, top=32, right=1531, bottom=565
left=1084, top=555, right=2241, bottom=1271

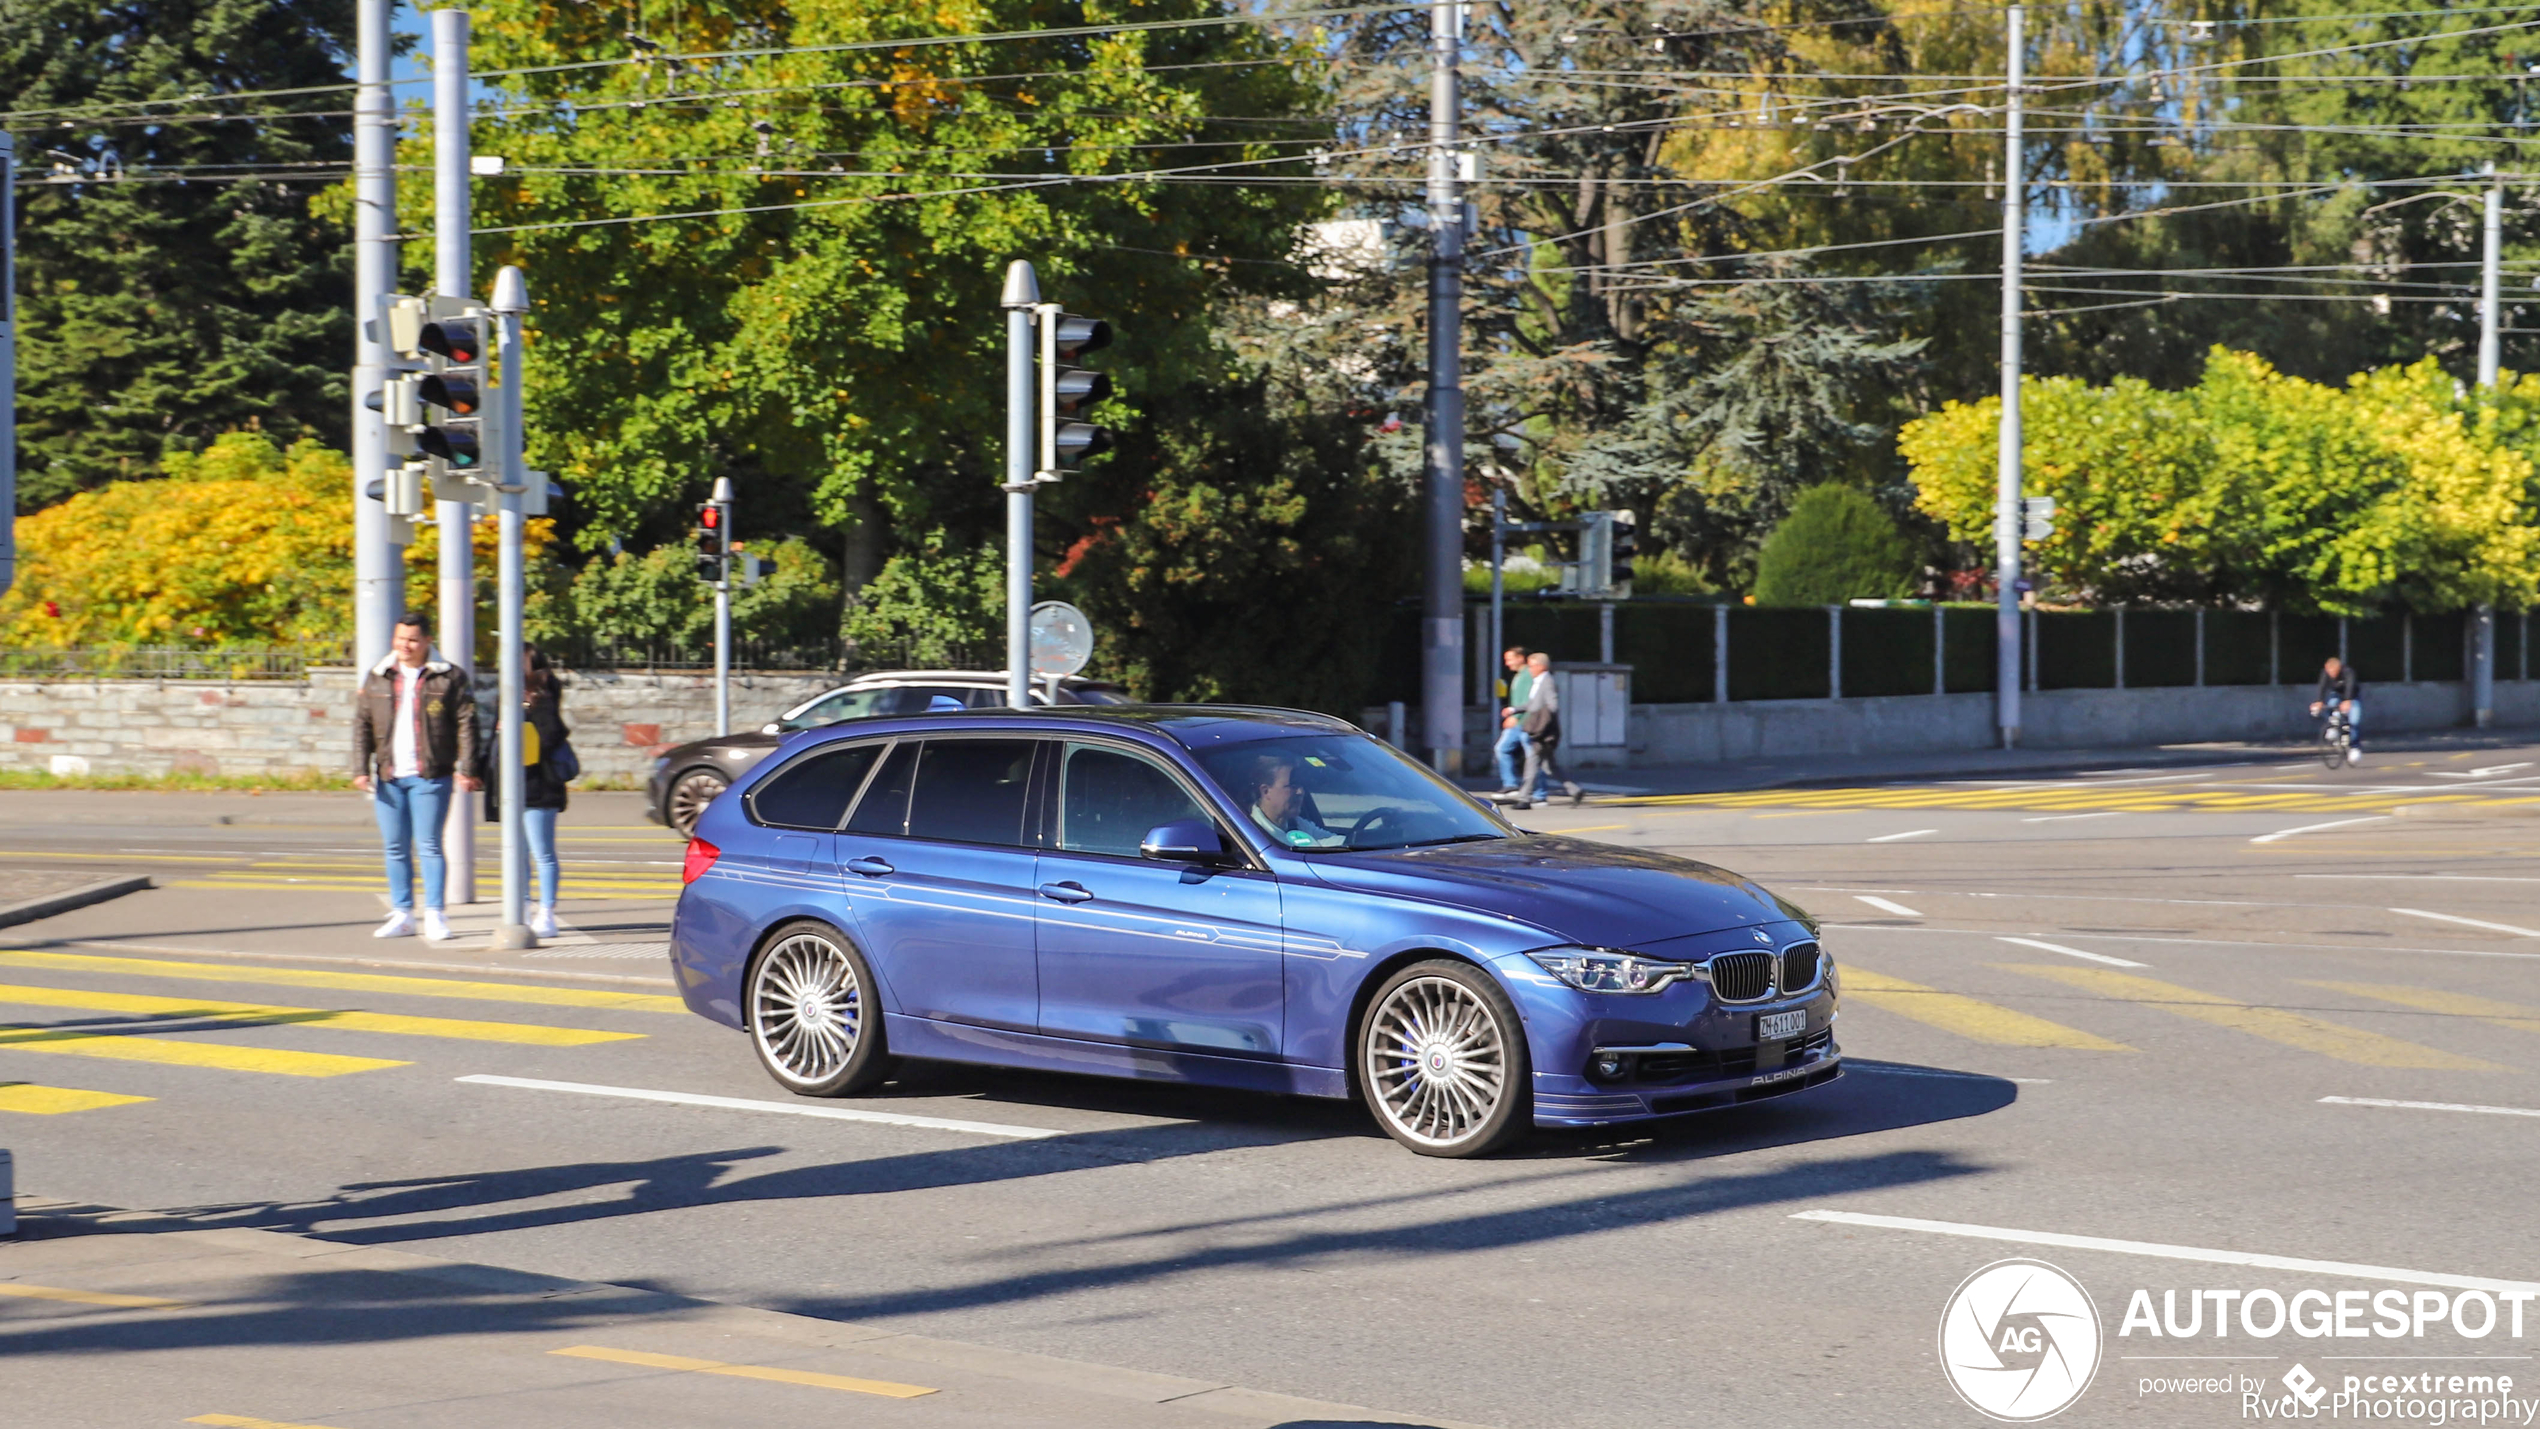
left=1141, top=819, right=1231, bottom=865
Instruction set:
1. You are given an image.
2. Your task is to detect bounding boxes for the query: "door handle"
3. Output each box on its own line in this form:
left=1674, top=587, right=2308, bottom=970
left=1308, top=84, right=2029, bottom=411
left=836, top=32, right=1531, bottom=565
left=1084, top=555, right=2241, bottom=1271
left=844, top=857, right=895, bottom=877
left=1037, top=881, right=1094, bottom=904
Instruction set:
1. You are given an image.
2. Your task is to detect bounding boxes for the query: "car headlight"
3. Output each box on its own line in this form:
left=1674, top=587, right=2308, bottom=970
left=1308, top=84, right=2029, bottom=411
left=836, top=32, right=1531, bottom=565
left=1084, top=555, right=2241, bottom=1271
left=1525, top=947, right=1699, bottom=995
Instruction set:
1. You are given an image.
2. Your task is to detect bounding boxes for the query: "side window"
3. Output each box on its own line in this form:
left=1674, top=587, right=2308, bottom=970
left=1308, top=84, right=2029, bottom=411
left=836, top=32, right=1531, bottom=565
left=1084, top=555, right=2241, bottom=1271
left=1058, top=743, right=1210, bottom=858
left=906, top=739, right=1039, bottom=848
left=842, top=741, right=919, bottom=836
left=780, top=689, right=890, bottom=731
left=749, top=743, right=882, bottom=831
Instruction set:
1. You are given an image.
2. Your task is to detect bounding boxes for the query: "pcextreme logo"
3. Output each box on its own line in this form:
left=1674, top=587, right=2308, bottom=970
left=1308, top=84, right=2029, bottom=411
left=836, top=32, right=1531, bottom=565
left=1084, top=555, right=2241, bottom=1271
left=1940, top=1259, right=2105, bottom=1422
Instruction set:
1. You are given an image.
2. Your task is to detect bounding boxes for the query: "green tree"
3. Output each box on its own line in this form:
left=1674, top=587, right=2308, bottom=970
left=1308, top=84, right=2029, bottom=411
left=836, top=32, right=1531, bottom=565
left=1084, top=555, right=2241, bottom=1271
left=841, top=531, right=1003, bottom=669
left=2, top=0, right=354, bottom=507
left=1751, top=484, right=1918, bottom=606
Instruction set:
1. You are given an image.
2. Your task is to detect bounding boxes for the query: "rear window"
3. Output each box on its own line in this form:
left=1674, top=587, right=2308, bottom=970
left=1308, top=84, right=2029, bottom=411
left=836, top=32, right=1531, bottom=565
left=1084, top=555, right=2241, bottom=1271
left=842, top=742, right=918, bottom=836
left=750, top=743, right=883, bottom=830
left=906, top=739, right=1039, bottom=848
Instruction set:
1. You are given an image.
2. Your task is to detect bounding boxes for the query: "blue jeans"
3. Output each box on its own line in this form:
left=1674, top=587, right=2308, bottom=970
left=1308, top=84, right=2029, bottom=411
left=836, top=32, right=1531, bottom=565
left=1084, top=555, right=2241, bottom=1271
left=373, top=775, right=453, bottom=912
left=1493, top=725, right=1529, bottom=788
left=525, top=806, right=560, bottom=908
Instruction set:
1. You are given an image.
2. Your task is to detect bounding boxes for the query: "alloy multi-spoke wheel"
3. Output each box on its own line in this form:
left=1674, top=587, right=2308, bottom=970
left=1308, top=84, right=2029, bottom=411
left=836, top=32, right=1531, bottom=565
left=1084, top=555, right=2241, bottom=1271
left=667, top=768, right=729, bottom=837
left=747, top=922, right=891, bottom=1096
left=1359, top=960, right=1531, bottom=1157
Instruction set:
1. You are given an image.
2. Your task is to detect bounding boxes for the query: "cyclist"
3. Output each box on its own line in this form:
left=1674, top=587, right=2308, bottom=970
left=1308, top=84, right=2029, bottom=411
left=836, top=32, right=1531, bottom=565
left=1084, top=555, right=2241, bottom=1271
left=2309, top=656, right=2362, bottom=765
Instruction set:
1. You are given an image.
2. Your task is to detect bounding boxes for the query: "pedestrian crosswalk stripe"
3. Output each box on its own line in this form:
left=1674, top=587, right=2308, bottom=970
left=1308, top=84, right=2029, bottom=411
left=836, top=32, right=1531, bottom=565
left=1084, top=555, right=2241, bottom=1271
left=189, top=1415, right=349, bottom=1429
left=2306, top=981, right=2540, bottom=1036
left=2002, top=965, right=2506, bottom=1070
left=0, top=1025, right=404, bottom=1076
left=549, top=1345, right=938, bottom=1399
left=2, top=1282, right=186, bottom=1309
left=0, top=949, right=688, bottom=1013
left=0, top=983, right=643, bottom=1047
left=0, top=1080, right=152, bottom=1114
left=1838, top=966, right=2134, bottom=1050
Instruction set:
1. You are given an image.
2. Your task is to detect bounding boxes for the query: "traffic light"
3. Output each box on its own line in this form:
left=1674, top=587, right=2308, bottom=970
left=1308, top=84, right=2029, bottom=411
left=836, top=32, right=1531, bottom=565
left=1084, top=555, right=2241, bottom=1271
left=415, top=314, right=486, bottom=474
left=1039, top=311, right=1114, bottom=478
left=695, top=500, right=729, bottom=582
left=1609, top=509, right=1637, bottom=597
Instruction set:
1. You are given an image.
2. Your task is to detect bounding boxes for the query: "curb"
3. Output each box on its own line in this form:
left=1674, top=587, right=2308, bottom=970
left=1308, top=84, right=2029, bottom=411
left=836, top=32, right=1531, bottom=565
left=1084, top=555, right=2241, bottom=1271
left=0, top=874, right=153, bottom=931
left=5, top=1198, right=1501, bottom=1429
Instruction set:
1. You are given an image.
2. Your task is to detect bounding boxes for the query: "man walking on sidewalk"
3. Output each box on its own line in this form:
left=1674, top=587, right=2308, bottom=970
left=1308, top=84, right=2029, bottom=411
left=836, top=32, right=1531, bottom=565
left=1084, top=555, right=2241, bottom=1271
left=353, top=613, right=479, bottom=940
left=1493, top=645, right=1532, bottom=793
left=1512, top=651, right=1584, bottom=808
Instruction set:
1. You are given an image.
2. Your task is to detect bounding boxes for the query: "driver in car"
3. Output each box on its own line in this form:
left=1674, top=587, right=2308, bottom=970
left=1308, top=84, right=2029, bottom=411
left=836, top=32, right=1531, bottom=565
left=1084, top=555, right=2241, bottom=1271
left=1244, top=752, right=1343, bottom=848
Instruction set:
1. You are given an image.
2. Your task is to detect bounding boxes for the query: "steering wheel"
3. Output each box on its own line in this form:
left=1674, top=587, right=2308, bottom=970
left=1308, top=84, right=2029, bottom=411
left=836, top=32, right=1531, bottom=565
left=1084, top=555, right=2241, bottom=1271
left=1347, top=806, right=1411, bottom=847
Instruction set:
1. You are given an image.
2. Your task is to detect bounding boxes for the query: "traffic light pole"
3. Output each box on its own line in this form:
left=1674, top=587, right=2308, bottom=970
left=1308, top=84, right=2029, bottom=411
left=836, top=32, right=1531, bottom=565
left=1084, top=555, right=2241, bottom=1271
left=711, top=478, right=734, bottom=736
left=350, top=0, right=400, bottom=670
left=1421, top=0, right=1467, bottom=776
left=2473, top=163, right=2502, bottom=729
left=1000, top=261, right=1040, bottom=710
left=434, top=7, right=476, bottom=905
left=490, top=266, right=531, bottom=948
left=1993, top=4, right=2025, bottom=750
left=0, top=134, right=14, bottom=603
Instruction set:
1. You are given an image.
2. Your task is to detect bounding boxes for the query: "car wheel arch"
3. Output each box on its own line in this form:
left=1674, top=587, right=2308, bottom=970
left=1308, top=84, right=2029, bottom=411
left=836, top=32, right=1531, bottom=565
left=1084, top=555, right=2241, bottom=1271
left=1340, top=947, right=1514, bottom=1106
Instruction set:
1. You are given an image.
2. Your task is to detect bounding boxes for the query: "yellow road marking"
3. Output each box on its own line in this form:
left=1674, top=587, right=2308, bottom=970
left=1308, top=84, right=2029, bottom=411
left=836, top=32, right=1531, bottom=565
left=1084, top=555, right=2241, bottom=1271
left=2307, top=982, right=2540, bottom=1036
left=0, top=983, right=642, bottom=1047
left=0, top=1024, right=405, bottom=1077
left=0, top=850, right=232, bottom=863
left=549, top=1345, right=936, bottom=1399
left=189, top=1415, right=350, bottom=1429
left=0, top=1281, right=184, bottom=1309
left=0, top=1080, right=152, bottom=1114
left=1838, top=967, right=2133, bottom=1050
left=0, top=950, right=687, bottom=1013
left=2003, top=965, right=2507, bottom=1071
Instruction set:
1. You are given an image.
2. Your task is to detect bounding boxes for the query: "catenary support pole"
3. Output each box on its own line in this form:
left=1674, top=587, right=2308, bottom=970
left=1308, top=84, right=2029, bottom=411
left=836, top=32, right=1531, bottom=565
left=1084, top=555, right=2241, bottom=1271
left=2473, top=162, right=2502, bottom=727
left=0, top=134, right=14, bottom=603
left=1993, top=4, right=2025, bottom=749
left=710, top=477, right=733, bottom=736
left=433, top=7, right=475, bottom=906
left=1001, top=261, right=1039, bottom=709
left=351, top=0, right=399, bottom=668
left=1420, top=0, right=1466, bottom=774
left=490, top=266, right=529, bottom=948
left=1488, top=480, right=1505, bottom=693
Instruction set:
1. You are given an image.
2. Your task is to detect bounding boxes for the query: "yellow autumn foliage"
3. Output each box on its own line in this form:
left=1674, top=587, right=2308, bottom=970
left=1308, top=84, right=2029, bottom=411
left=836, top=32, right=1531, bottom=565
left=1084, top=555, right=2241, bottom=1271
left=2, top=433, right=553, bottom=648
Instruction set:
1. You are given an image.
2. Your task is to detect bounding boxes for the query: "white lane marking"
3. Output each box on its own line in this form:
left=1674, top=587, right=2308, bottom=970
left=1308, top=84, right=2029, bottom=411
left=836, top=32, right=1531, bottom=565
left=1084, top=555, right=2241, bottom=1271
left=1819, top=923, right=2540, bottom=963
left=2391, top=908, right=2540, bottom=938
left=1867, top=829, right=1939, bottom=843
left=1789, top=1211, right=2540, bottom=1294
left=2431, top=763, right=2534, bottom=779
left=1995, top=936, right=2148, bottom=968
left=1854, top=895, right=1923, bottom=917
left=457, top=1075, right=1063, bottom=1139
left=2251, top=815, right=2392, bottom=844
left=2300, top=874, right=2540, bottom=884
left=2321, top=1095, right=2540, bottom=1120
left=2021, top=811, right=2124, bottom=823
left=1847, top=1062, right=2053, bottom=1085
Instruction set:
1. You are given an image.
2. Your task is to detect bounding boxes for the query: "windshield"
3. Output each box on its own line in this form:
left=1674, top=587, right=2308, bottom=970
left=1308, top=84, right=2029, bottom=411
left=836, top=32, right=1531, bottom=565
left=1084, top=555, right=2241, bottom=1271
left=1194, top=734, right=1512, bottom=852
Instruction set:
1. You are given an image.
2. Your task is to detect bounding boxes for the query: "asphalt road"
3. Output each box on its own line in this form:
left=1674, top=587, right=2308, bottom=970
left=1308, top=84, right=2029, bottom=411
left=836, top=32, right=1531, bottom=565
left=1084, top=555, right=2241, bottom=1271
left=4, top=743, right=2539, bottom=1428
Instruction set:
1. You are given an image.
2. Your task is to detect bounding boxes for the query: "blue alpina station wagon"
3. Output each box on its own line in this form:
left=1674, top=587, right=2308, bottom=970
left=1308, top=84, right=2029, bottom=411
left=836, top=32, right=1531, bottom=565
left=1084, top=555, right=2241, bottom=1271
left=669, top=705, right=1840, bottom=1156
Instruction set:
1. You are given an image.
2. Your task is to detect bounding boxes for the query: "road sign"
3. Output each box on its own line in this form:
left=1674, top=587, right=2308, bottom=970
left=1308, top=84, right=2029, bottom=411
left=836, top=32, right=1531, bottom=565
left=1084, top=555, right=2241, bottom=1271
left=1029, top=600, right=1094, bottom=677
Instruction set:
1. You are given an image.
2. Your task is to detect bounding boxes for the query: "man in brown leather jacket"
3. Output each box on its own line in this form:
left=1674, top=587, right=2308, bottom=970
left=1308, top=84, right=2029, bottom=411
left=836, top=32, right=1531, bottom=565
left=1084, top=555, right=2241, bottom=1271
left=352, top=614, right=480, bottom=940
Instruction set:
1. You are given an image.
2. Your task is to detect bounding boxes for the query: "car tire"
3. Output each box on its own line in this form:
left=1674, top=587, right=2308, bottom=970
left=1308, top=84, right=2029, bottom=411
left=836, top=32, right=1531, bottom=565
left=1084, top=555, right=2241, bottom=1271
left=665, top=767, right=729, bottom=837
left=1356, top=958, right=1532, bottom=1157
left=745, top=920, right=894, bottom=1097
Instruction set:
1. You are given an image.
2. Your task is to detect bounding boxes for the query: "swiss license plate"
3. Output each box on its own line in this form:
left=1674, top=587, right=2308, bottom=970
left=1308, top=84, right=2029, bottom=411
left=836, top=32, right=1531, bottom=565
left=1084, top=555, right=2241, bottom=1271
left=1755, top=1010, right=1808, bottom=1041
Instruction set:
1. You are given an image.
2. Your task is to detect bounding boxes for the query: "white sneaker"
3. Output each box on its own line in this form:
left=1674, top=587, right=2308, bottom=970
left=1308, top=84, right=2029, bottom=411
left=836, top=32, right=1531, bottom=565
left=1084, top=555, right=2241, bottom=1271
left=373, top=910, right=415, bottom=940
left=2347, top=746, right=2363, bottom=766
left=419, top=910, right=453, bottom=942
left=530, top=906, right=560, bottom=939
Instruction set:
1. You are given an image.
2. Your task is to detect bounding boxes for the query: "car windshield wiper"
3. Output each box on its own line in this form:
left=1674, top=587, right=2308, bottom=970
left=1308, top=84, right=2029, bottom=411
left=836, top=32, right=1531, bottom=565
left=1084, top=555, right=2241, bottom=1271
left=1393, top=833, right=1507, bottom=849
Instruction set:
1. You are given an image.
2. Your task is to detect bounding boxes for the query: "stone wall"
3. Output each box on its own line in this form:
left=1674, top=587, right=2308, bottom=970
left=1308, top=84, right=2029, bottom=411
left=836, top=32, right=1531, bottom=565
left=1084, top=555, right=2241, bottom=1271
left=0, top=669, right=841, bottom=783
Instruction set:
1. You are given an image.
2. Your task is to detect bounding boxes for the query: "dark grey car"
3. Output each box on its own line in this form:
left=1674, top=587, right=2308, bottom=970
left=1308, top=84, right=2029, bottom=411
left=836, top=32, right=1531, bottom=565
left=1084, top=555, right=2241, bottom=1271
left=643, top=670, right=1127, bottom=834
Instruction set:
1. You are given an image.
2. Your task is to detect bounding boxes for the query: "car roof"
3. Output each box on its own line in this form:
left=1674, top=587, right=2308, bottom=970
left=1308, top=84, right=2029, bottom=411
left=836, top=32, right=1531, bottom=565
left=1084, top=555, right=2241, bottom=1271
left=791, top=704, right=1358, bottom=750
left=834, top=670, right=1117, bottom=688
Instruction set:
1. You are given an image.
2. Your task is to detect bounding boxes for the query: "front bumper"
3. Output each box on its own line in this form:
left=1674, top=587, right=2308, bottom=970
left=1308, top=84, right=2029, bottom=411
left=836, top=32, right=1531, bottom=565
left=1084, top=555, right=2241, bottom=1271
left=1533, top=1037, right=1842, bottom=1126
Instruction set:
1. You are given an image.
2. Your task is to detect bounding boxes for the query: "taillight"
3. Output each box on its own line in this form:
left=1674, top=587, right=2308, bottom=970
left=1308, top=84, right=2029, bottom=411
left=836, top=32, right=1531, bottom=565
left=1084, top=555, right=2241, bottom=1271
left=682, top=838, right=721, bottom=885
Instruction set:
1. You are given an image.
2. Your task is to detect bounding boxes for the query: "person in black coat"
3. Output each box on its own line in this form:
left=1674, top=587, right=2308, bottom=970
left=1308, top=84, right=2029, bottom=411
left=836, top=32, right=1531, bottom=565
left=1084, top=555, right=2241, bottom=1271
left=478, top=645, right=575, bottom=936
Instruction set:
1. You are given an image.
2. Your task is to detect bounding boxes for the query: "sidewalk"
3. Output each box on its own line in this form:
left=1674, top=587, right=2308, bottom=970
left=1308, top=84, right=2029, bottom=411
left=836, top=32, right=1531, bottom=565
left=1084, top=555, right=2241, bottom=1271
left=2, top=1199, right=1492, bottom=1429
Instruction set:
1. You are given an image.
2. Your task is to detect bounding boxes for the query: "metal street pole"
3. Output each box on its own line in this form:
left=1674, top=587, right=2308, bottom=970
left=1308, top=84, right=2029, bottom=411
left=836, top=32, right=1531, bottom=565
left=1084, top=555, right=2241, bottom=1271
left=2473, top=162, right=2503, bottom=728
left=490, top=265, right=530, bottom=948
left=1421, top=0, right=1467, bottom=775
left=710, top=477, right=733, bottom=736
left=0, top=134, right=14, bottom=602
left=1000, top=260, right=1040, bottom=710
left=1993, top=4, right=2026, bottom=750
left=433, top=7, right=476, bottom=905
left=1489, top=476, right=1505, bottom=706
left=351, top=0, right=400, bottom=667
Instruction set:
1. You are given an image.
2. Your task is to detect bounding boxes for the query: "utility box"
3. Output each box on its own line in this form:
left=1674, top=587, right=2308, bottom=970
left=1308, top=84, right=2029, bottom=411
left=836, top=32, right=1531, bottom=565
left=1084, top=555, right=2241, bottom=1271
left=1553, top=663, right=1632, bottom=768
